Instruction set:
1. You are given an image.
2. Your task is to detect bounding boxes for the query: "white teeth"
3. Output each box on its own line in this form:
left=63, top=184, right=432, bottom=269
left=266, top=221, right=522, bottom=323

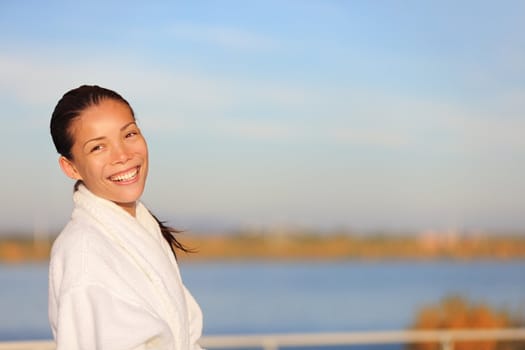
left=110, top=168, right=138, bottom=182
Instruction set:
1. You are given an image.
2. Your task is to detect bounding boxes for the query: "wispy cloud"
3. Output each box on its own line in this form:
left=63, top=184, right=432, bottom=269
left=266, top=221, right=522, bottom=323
left=169, top=22, right=278, bottom=51
left=330, top=127, right=411, bottom=148
left=2, top=50, right=524, bottom=156
left=451, top=114, right=525, bottom=153
left=0, top=52, right=235, bottom=122
left=215, top=119, right=295, bottom=141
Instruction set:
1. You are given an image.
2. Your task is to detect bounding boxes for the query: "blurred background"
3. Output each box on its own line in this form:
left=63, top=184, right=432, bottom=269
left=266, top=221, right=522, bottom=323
left=1, top=1, right=524, bottom=349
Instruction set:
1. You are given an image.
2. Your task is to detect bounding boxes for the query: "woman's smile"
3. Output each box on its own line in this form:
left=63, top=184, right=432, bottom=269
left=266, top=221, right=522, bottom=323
left=108, top=166, right=141, bottom=183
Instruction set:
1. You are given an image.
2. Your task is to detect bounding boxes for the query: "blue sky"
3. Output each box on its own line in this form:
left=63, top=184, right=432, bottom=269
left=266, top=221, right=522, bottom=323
left=1, top=1, right=524, bottom=234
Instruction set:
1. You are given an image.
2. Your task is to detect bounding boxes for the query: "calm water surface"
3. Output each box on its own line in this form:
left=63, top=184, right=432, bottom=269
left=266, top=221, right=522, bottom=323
left=0, top=260, right=524, bottom=342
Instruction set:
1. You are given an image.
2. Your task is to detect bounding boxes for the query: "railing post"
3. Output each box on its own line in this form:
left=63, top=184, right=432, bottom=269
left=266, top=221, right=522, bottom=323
left=440, top=336, right=454, bottom=350
left=262, top=339, right=278, bottom=350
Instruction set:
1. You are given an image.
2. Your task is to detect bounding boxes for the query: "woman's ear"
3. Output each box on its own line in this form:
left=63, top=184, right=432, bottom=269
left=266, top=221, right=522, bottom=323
left=58, top=156, right=83, bottom=180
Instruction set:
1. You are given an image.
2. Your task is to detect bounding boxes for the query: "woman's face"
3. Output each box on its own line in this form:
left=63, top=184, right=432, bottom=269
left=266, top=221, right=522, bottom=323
left=60, top=98, right=149, bottom=216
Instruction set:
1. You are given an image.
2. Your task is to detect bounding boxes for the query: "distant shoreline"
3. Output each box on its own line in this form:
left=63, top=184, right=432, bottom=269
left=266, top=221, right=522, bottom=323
left=178, top=232, right=525, bottom=261
left=2, top=231, right=525, bottom=263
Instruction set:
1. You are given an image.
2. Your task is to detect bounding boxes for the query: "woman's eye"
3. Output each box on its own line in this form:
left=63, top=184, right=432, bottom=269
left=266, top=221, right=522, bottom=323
left=90, top=145, right=103, bottom=153
left=126, top=131, right=138, bottom=138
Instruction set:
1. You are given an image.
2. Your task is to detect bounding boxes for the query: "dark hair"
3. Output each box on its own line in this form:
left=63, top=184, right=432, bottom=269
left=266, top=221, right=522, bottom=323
left=50, top=85, right=131, bottom=160
left=50, top=85, right=192, bottom=258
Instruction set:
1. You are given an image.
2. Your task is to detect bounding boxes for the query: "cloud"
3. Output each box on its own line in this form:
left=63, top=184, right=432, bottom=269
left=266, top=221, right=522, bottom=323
left=451, top=113, right=525, bottom=153
left=0, top=52, right=235, bottom=121
left=169, top=22, right=278, bottom=51
left=330, top=127, right=411, bottom=148
left=2, top=50, right=524, bottom=156
left=215, top=119, right=295, bottom=141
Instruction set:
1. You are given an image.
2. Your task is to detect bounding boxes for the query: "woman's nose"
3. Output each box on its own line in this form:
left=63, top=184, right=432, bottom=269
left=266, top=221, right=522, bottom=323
left=111, top=142, right=132, bottom=164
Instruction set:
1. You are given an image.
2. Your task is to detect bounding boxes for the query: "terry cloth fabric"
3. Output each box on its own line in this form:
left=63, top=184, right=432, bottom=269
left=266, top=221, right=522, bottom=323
left=48, top=184, right=203, bottom=350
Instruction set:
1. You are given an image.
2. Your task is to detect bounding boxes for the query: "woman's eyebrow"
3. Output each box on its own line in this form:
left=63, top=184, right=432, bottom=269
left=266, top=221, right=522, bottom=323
left=83, top=122, right=138, bottom=148
left=83, top=136, right=105, bottom=148
left=120, top=121, right=137, bottom=131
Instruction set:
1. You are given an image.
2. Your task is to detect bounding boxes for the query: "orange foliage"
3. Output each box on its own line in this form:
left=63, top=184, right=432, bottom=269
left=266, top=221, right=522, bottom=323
left=410, top=296, right=515, bottom=350
left=0, top=239, right=51, bottom=263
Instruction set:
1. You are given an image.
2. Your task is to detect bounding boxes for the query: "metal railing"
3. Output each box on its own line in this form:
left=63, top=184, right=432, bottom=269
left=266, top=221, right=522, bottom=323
left=0, top=328, right=524, bottom=350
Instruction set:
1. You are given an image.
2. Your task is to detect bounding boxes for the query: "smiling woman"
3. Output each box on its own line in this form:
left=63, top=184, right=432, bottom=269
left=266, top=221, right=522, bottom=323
left=48, top=85, right=204, bottom=349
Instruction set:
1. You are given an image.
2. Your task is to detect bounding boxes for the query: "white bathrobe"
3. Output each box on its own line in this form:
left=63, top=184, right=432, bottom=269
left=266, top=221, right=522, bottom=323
left=48, top=185, right=204, bottom=350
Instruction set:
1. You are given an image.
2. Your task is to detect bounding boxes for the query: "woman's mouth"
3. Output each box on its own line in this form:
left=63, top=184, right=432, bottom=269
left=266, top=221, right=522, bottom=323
left=109, top=166, right=139, bottom=183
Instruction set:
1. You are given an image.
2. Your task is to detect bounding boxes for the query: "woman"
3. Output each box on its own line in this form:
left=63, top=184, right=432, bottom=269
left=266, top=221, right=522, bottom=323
left=48, top=85, right=204, bottom=349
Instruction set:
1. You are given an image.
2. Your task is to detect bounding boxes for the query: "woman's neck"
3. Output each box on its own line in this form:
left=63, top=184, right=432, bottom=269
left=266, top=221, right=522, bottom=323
left=115, top=201, right=137, bottom=217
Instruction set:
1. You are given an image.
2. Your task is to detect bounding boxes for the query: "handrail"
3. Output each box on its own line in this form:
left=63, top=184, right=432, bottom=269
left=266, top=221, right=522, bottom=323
left=0, top=328, right=524, bottom=350
left=199, top=328, right=525, bottom=350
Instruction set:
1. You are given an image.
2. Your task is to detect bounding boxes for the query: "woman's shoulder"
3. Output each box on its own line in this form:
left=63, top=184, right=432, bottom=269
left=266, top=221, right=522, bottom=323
left=49, top=217, right=128, bottom=295
left=51, top=216, right=105, bottom=257
left=49, top=216, right=122, bottom=280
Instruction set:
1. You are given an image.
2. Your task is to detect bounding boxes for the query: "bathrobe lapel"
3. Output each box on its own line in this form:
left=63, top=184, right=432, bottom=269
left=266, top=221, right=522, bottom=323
left=73, top=185, right=190, bottom=347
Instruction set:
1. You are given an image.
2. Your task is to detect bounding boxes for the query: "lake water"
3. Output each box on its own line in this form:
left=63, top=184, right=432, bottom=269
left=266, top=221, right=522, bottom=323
left=1, top=260, right=524, bottom=343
